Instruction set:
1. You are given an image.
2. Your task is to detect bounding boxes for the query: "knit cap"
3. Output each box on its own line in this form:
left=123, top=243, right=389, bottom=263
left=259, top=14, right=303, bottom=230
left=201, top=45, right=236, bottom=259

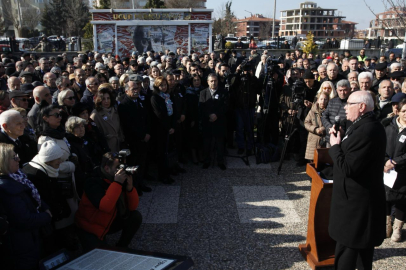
left=38, top=141, right=63, bottom=163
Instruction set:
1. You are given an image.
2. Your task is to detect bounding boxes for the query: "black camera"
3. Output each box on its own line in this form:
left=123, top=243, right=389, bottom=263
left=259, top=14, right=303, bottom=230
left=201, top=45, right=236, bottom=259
left=291, top=79, right=306, bottom=110
left=117, top=149, right=138, bottom=175
left=266, top=57, right=279, bottom=73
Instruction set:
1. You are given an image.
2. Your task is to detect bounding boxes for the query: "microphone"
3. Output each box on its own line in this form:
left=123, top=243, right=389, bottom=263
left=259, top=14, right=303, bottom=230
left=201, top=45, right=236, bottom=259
left=334, top=116, right=341, bottom=133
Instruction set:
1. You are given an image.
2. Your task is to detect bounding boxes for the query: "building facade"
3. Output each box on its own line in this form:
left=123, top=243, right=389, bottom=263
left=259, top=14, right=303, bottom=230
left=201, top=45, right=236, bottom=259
left=92, top=0, right=206, bottom=8
left=279, top=1, right=349, bottom=39
left=90, top=8, right=213, bottom=56
left=367, top=6, right=406, bottom=42
left=233, top=14, right=279, bottom=39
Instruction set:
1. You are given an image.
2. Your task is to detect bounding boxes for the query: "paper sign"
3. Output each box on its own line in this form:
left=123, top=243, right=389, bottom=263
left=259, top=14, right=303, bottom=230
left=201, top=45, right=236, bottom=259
left=384, top=169, right=397, bottom=188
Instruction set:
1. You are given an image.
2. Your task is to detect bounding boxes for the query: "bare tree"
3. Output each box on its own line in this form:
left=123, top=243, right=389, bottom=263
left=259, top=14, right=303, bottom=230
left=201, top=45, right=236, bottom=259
left=258, top=15, right=274, bottom=40
left=111, top=0, right=130, bottom=8
left=22, top=5, right=41, bottom=31
left=2, top=0, right=23, bottom=36
left=65, top=0, right=90, bottom=36
left=364, top=0, right=406, bottom=41
left=165, top=0, right=203, bottom=8
left=364, top=0, right=406, bottom=57
left=213, top=1, right=234, bottom=36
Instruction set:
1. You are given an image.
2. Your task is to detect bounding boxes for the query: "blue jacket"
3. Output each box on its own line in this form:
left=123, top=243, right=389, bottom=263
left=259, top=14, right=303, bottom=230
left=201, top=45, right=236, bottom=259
left=0, top=175, right=52, bottom=269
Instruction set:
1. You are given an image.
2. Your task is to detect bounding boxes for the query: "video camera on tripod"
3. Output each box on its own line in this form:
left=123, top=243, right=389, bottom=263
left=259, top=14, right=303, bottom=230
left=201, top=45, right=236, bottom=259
left=290, top=79, right=307, bottom=110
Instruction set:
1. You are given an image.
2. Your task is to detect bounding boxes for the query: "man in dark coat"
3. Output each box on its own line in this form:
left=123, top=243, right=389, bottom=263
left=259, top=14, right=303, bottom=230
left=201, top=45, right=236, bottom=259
left=0, top=110, right=37, bottom=167
left=329, top=90, right=386, bottom=269
left=321, top=79, right=351, bottom=143
left=199, top=73, right=228, bottom=170
left=118, top=77, right=151, bottom=194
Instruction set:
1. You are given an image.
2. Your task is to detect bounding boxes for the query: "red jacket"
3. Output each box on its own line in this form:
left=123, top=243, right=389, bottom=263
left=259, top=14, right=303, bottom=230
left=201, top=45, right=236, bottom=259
left=75, top=176, right=139, bottom=240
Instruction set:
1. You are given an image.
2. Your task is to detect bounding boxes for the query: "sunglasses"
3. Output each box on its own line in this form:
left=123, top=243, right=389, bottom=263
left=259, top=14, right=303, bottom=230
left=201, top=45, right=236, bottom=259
left=90, top=83, right=99, bottom=86
left=13, top=153, right=19, bottom=161
left=64, top=96, right=75, bottom=100
left=49, top=113, right=62, bottom=118
left=85, top=69, right=92, bottom=71
left=16, top=98, right=29, bottom=102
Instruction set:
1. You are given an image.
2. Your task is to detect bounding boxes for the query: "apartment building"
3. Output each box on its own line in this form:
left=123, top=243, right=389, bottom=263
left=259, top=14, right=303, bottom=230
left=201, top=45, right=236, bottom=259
left=234, top=14, right=279, bottom=39
left=279, top=2, right=349, bottom=39
left=367, top=6, right=406, bottom=41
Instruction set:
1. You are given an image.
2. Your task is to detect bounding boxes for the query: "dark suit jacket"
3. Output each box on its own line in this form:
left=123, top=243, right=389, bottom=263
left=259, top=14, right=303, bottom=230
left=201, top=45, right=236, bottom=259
left=150, top=93, right=175, bottom=136
left=328, top=115, right=387, bottom=249
left=199, top=87, right=228, bottom=137
left=0, top=132, right=37, bottom=168
left=72, top=82, right=85, bottom=101
left=118, top=95, right=150, bottom=145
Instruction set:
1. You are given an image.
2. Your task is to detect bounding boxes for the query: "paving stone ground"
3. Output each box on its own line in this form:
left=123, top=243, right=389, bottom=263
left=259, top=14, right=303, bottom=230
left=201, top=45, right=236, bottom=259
left=107, top=149, right=406, bottom=270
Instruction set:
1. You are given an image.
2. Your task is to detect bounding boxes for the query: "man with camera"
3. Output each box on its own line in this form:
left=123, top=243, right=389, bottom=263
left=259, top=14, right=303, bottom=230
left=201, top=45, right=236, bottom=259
left=75, top=152, right=142, bottom=252
left=280, top=69, right=317, bottom=166
left=231, top=62, right=261, bottom=155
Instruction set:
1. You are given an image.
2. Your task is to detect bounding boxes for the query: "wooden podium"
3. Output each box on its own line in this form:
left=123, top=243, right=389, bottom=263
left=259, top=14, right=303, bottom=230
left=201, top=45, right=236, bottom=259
left=298, top=149, right=336, bottom=269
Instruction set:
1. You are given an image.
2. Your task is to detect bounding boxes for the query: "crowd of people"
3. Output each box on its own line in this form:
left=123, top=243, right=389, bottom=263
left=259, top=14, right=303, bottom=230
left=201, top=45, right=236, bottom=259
left=0, top=44, right=404, bottom=269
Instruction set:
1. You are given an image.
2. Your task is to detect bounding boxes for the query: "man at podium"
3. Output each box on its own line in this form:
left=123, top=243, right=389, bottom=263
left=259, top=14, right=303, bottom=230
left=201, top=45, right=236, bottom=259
left=329, top=91, right=386, bottom=270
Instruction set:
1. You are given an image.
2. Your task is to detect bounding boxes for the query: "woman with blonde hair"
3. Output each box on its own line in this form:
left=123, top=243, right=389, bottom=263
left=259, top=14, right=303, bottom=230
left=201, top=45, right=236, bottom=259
left=305, top=92, right=329, bottom=161
left=317, top=81, right=337, bottom=100
left=119, top=74, right=129, bottom=89
left=0, top=143, right=52, bottom=269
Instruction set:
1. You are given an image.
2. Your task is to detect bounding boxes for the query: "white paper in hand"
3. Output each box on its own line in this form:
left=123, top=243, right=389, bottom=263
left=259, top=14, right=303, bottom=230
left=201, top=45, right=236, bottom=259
left=384, top=169, right=397, bottom=188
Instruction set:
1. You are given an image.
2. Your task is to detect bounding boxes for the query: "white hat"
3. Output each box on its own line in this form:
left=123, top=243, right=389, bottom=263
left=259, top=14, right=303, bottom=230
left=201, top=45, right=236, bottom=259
left=38, top=141, right=63, bottom=163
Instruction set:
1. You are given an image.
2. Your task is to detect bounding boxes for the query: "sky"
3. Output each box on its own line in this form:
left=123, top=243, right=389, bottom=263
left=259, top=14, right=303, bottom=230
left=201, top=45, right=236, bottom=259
left=205, top=0, right=387, bottom=30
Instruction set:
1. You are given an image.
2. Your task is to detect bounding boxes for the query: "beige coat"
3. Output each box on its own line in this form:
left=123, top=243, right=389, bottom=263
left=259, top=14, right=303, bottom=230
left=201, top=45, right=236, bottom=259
left=304, top=103, right=326, bottom=160
left=90, top=107, right=124, bottom=153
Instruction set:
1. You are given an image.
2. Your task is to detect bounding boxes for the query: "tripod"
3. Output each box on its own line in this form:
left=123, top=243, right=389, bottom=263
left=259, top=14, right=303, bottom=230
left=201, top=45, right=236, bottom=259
left=226, top=74, right=255, bottom=167
left=277, top=111, right=298, bottom=175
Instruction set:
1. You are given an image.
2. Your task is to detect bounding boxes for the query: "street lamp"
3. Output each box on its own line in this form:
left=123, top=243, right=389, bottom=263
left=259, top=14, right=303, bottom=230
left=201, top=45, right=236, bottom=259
left=272, top=0, right=277, bottom=39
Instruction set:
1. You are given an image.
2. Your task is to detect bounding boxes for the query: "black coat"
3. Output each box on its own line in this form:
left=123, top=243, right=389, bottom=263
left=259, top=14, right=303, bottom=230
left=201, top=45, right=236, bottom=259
left=0, top=174, right=52, bottom=269
left=84, top=121, right=110, bottom=165
left=328, top=115, right=387, bottom=249
left=150, top=92, right=175, bottom=135
left=199, top=87, right=229, bottom=137
left=230, top=74, right=261, bottom=109
left=22, top=164, right=71, bottom=222
left=118, top=95, right=150, bottom=145
left=66, top=133, right=94, bottom=196
left=384, top=117, right=406, bottom=194
left=170, top=85, right=187, bottom=123
left=0, top=132, right=37, bottom=168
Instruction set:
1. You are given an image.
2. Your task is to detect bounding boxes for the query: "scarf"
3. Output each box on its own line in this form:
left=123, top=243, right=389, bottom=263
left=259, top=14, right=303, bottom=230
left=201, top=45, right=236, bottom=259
left=102, top=107, right=113, bottom=120
left=42, top=126, right=66, bottom=140
left=186, top=86, right=201, bottom=96
left=29, top=155, right=60, bottom=178
left=159, top=92, right=173, bottom=116
left=10, top=169, right=41, bottom=211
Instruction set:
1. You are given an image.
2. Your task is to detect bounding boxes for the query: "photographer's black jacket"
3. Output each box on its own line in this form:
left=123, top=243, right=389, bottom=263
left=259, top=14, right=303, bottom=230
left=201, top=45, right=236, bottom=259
left=118, top=95, right=150, bottom=144
left=230, top=73, right=261, bottom=109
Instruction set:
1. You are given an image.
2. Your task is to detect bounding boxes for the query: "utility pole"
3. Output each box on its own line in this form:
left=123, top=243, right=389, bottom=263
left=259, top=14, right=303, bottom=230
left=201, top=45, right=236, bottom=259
left=272, top=0, right=276, bottom=39
left=17, top=0, right=24, bottom=37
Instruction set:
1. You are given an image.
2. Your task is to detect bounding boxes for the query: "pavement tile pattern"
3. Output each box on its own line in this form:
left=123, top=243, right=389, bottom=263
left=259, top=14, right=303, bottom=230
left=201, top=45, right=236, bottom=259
left=107, top=149, right=406, bottom=269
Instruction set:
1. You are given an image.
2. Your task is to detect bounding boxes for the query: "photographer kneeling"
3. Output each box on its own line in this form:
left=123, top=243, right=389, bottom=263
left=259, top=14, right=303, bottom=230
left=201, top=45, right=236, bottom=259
left=75, top=152, right=142, bottom=251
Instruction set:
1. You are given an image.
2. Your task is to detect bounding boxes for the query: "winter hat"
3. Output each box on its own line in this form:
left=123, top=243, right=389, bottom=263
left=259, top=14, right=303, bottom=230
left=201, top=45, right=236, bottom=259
left=38, top=140, right=63, bottom=163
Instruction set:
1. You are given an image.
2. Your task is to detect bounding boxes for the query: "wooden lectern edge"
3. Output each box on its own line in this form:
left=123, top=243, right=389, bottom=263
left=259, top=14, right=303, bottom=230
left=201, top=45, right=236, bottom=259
left=298, top=149, right=335, bottom=269
left=298, top=244, right=335, bottom=270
